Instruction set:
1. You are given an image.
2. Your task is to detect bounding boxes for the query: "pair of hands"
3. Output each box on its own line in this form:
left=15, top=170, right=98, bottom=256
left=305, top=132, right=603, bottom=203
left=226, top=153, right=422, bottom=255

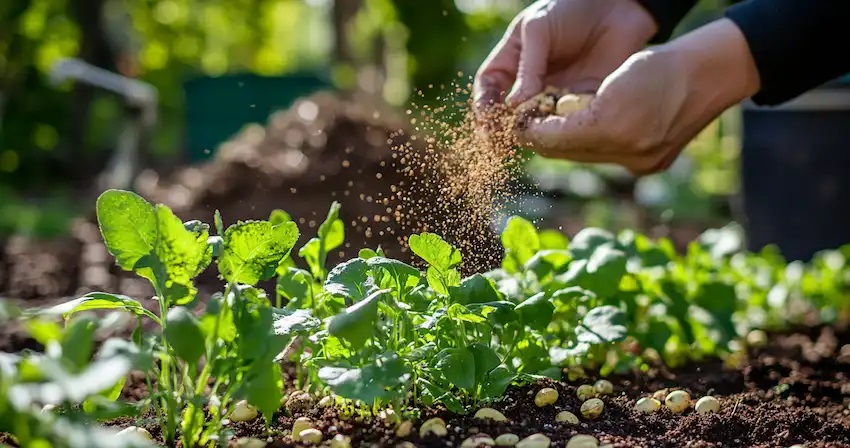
left=473, top=0, right=761, bottom=176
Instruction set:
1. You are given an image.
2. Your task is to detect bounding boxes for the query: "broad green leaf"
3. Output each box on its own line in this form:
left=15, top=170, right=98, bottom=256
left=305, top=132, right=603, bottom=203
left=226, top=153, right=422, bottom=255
left=366, top=257, right=421, bottom=290
left=359, top=248, right=379, bottom=259
left=468, top=343, right=500, bottom=384
left=409, top=233, right=461, bottom=271
left=83, top=374, right=127, bottom=414
left=214, top=209, right=224, bottom=235
left=277, top=267, right=313, bottom=303
left=317, top=201, right=344, bottom=252
left=525, top=249, right=571, bottom=279
left=577, top=305, right=627, bottom=344
left=45, top=292, right=159, bottom=324
left=418, top=377, right=464, bottom=413
left=568, top=227, right=616, bottom=260
left=163, top=307, right=205, bottom=365
left=25, top=319, right=62, bottom=347
left=434, top=347, right=476, bottom=391
left=448, top=274, right=501, bottom=305
left=447, top=303, right=487, bottom=324
left=501, top=216, right=540, bottom=271
left=515, top=292, right=554, bottom=330
left=95, top=190, right=156, bottom=276
left=467, top=301, right=519, bottom=326
left=327, top=289, right=386, bottom=348
left=479, top=366, right=515, bottom=399
left=154, top=205, right=210, bottom=301
left=318, top=353, right=410, bottom=404
left=325, top=258, right=370, bottom=301
left=299, top=238, right=322, bottom=278
left=220, top=220, right=299, bottom=285
left=539, top=229, right=569, bottom=249
left=244, top=363, right=284, bottom=423
left=426, top=266, right=460, bottom=296
left=583, top=246, right=627, bottom=297
left=61, top=317, right=97, bottom=372
left=272, top=309, right=321, bottom=337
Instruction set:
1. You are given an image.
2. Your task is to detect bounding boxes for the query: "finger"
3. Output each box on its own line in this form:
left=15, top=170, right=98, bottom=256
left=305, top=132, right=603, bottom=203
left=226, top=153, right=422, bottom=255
left=473, top=14, right=523, bottom=114
left=505, top=14, right=551, bottom=107
left=520, top=109, right=600, bottom=153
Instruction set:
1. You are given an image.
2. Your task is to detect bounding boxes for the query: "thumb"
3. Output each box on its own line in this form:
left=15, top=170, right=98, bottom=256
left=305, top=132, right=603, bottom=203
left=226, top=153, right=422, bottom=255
left=505, top=16, right=550, bottom=107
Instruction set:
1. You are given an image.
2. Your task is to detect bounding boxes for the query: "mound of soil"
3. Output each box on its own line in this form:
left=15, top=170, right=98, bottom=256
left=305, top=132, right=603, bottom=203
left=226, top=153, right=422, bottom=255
left=0, top=91, right=503, bottom=305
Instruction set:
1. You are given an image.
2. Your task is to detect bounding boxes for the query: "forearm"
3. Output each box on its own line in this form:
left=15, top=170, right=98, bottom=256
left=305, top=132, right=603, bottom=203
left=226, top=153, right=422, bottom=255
left=633, top=0, right=699, bottom=43
left=724, top=0, right=850, bottom=106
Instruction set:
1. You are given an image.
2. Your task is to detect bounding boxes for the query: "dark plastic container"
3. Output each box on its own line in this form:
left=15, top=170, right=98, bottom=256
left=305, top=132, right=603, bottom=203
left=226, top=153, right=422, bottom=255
left=739, top=76, right=850, bottom=261
left=183, top=73, right=331, bottom=162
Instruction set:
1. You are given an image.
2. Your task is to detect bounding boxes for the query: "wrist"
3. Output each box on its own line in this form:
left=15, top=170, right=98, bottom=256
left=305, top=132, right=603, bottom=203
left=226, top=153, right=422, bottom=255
left=663, top=18, right=761, bottom=108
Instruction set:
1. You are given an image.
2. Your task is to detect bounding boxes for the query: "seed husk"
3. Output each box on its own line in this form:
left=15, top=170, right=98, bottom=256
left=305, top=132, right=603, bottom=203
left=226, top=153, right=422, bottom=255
left=299, top=428, right=323, bottom=444
left=495, top=433, right=520, bottom=446
left=695, top=396, right=721, bottom=415
left=330, top=434, right=352, bottom=448
left=566, top=434, right=599, bottom=448
left=665, top=390, right=691, bottom=414
left=419, top=417, right=448, bottom=437
left=634, top=397, right=661, bottom=414
left=115, top=426, right=152, bottom=440
left=396, top=420, right=413, bottom=438
left=230, top=400, right=258, bottom=422
left=292, top=417, right=313, bottom=437
left=593, top=379, right=614, bottom=396
left=576, top=384, right=595, bottom=401
left=652, top=389, right=668, bottom=402
left=580, top=398, right=604, bottom=419
left=474, top=407, right=508, bottom=422
left=555, top=93, right=593, bottom=116
left=555, top=410, right=579, bottom=424
left=461, top=434, right=496, bottom=447
left=516, top=433, right=550, bottom=448
left=534, top=388, right=558, bottom=407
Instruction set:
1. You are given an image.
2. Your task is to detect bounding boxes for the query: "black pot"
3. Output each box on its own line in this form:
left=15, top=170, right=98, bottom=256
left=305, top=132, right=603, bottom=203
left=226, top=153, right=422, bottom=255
left=739, top=76, right=850, bottom=261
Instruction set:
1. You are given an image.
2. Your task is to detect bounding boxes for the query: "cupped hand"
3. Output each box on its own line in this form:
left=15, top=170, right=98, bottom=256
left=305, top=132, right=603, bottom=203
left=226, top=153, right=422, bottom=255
left=472, top=0, right=658, bottom=113
left=518, top=18, right=761, bottom=176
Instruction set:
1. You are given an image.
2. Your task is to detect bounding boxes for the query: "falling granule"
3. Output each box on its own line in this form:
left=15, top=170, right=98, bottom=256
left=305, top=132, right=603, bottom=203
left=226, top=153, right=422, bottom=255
left=368, top=77, right=536, bottom=272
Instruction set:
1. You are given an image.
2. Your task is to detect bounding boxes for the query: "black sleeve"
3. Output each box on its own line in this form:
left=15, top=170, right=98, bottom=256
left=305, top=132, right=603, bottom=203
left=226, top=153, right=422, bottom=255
left=634, top=0, right=699, bottom=43
left=724, top=0, right=850, bottom=106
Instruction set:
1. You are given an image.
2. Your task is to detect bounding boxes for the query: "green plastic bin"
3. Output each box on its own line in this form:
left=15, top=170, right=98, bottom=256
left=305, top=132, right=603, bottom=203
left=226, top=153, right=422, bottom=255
left=183, top=73, right=331, bottom=162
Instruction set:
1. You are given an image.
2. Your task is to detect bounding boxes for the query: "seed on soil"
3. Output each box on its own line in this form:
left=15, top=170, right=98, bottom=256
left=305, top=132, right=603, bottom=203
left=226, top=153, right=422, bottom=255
left=235, top=437, right=267, bottom=448
left=330, top=434, right=352, bottom=448
left=298, top=428, right=323, bottom=444
left=747, top=329, right=768, bottom=348
left=665, top=390, right=691, bottom=414
left=292, top=417, right=313, bottom=436
left=580, top=398, right=604, bottom=419
left=534, top=388, right=558, bottom=407
left=566, top=434, right=599, bottom=448
left=495, top=433, right=520, bottom=446
left=230, top=400, right=258, bottom=422
left=576, top=384, right=595, bottom=401
left=318, top=395, right=334, bottom=408
left=593, top=379, right=614, bottom=396
left=516, top=433, right=551, bottom=448
left=555, top=410, right=579, bottom=424
left=695, top=396, right=721, bottom=415
left=285, top=390, right=314, bottom=414
left=419, top=417, right=448, bottom=437
left=396, top=420, right=413, bottom=437
left=634, top=397, right=661, bottom=414
left=115, top=426, right=152, bottom=440
left=474, top=407, right=508, bottom=422
left=461, top=434, right=496, bottom=447
left=652, top=389, right=668, bottom=402
left=380, top=408, right=400, bottom=426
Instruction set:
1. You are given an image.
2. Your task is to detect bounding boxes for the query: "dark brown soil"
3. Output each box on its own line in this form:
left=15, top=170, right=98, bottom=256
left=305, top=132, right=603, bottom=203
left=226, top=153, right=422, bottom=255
left=5, top=325, right=842, bottom=448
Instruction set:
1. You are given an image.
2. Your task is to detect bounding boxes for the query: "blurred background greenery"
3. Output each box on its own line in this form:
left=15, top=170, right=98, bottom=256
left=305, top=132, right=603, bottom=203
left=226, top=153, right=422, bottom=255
left=0, top=0, right=735, bottom=239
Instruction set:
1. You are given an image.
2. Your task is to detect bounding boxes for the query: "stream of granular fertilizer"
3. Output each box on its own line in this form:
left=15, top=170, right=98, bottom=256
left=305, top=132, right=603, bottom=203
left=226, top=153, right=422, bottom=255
left=364, top=78, right=541, bottom=271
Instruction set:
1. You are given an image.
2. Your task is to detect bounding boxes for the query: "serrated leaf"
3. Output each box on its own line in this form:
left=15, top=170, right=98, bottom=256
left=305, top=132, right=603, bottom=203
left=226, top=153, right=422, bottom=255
left=366, top=257, right=421, bottom=290
left=96, top=190, right=157, bottom=277
left=219, top=220, right=299, bottom=285
left=409, top=233, right=461, bottom=271
left=577, top=305, right=627, bottom=344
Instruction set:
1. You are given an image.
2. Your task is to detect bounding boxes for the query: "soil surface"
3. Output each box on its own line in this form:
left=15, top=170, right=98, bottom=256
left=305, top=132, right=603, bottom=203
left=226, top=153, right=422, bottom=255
left=3, top=325, right=847, bottom=448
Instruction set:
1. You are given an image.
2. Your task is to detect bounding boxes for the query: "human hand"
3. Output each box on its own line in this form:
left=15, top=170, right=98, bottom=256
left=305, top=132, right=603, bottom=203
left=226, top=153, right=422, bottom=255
left=518, top=18, right=761, bottom=175
left=472, top=0, right=658, bottom=114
